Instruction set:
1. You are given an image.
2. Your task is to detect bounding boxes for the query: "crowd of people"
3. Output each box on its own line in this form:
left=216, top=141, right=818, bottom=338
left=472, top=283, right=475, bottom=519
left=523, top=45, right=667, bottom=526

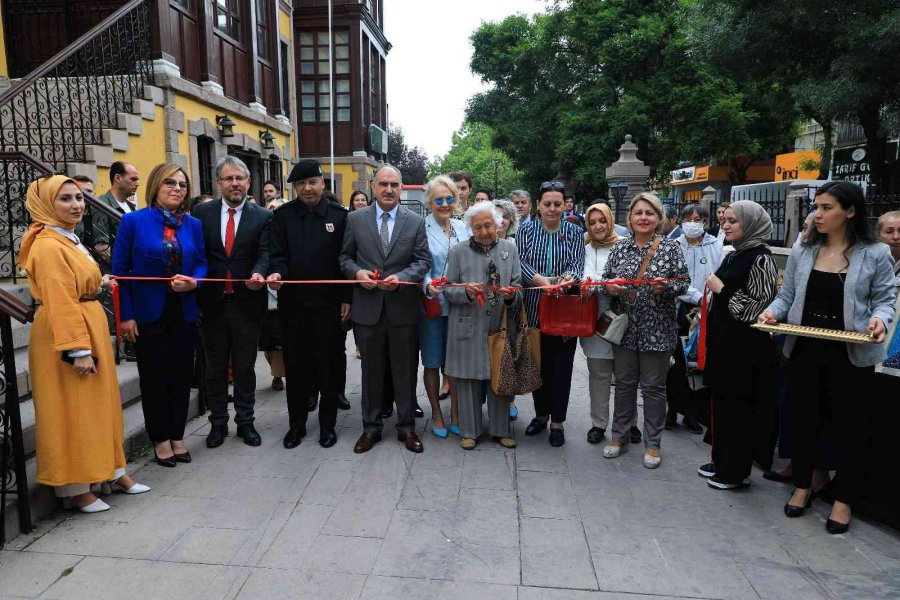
left=20, top=159, right=899, bottom=535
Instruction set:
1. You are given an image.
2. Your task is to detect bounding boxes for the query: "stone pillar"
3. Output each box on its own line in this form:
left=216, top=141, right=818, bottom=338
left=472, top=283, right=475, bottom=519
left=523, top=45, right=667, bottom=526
left=605, top=134, right=650, bottom=219
left=700, top=186, right=717, bottom=214
left=784, top=182, right=813, bottom=247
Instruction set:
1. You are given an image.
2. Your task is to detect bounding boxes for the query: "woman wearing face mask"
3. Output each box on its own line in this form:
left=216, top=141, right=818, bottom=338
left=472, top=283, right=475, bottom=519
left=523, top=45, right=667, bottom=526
left=666, top=204, right=723, bottom=433
left=580, top=203, right=619, bottom=444
left=759, top=181, right=895, bottom=534
left=700, top=201, right=778, bottom=490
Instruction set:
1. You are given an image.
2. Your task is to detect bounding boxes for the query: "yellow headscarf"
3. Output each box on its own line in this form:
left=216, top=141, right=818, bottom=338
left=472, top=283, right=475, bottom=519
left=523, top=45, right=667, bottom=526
left=584, top=202, right=619, bottom=249
left=18, top=174, right=78, bottom=265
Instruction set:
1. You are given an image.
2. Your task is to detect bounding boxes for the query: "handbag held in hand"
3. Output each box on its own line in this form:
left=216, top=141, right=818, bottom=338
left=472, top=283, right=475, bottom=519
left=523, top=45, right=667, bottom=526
left=489, top=306, right=542, bottom=396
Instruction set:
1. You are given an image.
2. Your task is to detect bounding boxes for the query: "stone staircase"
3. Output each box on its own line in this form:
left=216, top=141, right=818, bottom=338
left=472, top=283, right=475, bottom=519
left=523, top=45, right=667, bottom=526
left=0, top=281, right=200, bottom=544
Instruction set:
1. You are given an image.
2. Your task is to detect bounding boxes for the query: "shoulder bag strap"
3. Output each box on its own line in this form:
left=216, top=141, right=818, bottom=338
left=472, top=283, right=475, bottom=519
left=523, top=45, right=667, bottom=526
left=635, top=236, right=662, bottom=282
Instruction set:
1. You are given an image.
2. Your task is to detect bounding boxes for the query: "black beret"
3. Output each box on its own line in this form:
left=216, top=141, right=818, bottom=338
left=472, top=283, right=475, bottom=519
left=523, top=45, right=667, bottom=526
left=287, top=159, right=324, bottom=183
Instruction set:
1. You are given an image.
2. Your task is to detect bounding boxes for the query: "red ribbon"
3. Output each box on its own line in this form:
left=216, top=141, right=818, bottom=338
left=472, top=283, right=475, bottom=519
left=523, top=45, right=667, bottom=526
left=110, top=280, right=121, bottom=348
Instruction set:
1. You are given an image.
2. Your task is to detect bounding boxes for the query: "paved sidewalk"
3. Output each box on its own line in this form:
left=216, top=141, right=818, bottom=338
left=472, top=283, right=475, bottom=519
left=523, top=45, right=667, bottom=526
left=2, top=338, right=900, bottom=600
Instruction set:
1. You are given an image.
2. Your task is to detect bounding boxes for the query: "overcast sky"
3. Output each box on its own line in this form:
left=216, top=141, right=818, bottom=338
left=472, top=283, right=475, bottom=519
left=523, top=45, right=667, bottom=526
left=383, top=0, right=548, bottom=160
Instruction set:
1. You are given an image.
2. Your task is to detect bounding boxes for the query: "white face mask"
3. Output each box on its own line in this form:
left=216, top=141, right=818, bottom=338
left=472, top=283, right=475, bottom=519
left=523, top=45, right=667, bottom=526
left=682, top=222, right=705, bottom=239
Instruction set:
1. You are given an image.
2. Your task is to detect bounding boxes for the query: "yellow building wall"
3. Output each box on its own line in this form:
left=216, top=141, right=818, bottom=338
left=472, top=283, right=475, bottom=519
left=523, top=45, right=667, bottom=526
left=279, top=6, right=292, bottom=39
left=94, top=105, right=168, bottom=206
left=174, top=95, right=293, bottom=189
left=0, top=0, right=9, bottom=77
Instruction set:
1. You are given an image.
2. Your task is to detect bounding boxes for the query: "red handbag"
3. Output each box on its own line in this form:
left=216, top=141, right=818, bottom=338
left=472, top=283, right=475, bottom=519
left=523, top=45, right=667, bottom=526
left=421, top=292, right=442, bottom=319
left=539, top=293, right=598, bottom=337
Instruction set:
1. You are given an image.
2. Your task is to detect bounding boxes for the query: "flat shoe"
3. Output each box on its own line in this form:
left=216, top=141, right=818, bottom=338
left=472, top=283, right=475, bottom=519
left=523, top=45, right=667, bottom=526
left=643, top=449, right=661, bottom=469
left=826, top=517, right=850, bottom=535
left=586, top=427, right=605, bottom=444
left=78, top=498, right=110, bottom=513
left=629, top=426, right=642, bottom=444
left=113, top=481, right=151, bottom=495
left=548, top=428, right=565, bottom=447
left=525, top=418, right=548, bottom=436
left=460, top=438, right=477, bottom=450
left=509, top=406, right=519, bottom=421
left=438, top=391, right=450, bottom=400
left=603, top=442, right=626, bottom=459
left=494, top=436, right=516, bottom=448
left=763, top=470, right=792, bottom=482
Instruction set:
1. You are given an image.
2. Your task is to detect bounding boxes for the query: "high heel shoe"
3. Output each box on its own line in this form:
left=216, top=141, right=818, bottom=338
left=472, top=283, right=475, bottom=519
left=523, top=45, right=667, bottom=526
left=112, top=480, right=151, bottom=494
left=431, top=424, right=449, bottom=439
left=783, top=489, right=812, bottom=518
left=154, top=450, right=177, bottom=468
left=450, top=424, right=461, bottom=436
left=173, top=451, right=192, bottom=463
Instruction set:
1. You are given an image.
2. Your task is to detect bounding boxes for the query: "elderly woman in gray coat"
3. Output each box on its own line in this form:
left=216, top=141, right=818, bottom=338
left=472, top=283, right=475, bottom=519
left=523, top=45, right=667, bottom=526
left=444, top=202, right=522, bottom=450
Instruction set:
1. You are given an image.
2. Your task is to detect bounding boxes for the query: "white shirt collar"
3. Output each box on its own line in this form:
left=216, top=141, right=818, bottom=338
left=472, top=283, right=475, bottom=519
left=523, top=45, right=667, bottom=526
left=222, top=199, right=246, bottom=215
left=48, top=225, right=80, bottom=244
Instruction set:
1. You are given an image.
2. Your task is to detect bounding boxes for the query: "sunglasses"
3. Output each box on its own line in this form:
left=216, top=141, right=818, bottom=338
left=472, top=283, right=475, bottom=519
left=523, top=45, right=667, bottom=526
left=540, top=181, right=566, bottom=193
left=433, top=196, right=455, bottom=206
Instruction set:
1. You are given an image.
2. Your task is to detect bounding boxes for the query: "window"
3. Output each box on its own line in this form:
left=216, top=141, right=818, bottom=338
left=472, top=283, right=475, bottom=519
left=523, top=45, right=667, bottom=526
left=215, top=0, right=241, bottom=41
left=266, top=155, right=283, bottom=192
left=175, top=0, right=192, bottom=9
left=280, top=41, right=291, bottom=118
left=197, top=136, right=214, bottom=196
left=255, top=0, right=269, bottom=61
left=298, top=30, right=351, bottom=123
left=370, top=48, right=379, bottom=124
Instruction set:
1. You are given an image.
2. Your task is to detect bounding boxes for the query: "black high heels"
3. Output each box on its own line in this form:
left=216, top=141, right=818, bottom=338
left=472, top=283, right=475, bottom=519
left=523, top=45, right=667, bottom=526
left=154, top=450, right=177, bottom=468
left=826, top=518, right=850, bottom=535
left=783, top=489, right=812, bottom=518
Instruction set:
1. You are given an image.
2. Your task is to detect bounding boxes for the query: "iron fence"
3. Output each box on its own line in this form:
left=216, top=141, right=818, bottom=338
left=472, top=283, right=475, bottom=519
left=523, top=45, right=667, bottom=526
left=0, top=0, right=152, bottom=167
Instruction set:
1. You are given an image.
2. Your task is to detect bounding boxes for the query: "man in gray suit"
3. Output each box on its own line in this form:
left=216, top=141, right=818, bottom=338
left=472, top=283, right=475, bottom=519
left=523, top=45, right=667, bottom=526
left=340, top=164, right=431, bottom=453
left=93, top=161, right=139, bottom=255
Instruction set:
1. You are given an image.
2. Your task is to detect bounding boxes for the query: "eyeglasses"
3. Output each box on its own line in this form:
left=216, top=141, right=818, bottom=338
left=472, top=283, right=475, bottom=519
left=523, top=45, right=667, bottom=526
left=219, top=175, right=249, bottom=183
left=433, top=196, right=455, bottom=206
left=163, top=179, right=189, bottom=190
left=540, top=181, right=566, bottom=193
left=376, top=181, right=401, bottom=189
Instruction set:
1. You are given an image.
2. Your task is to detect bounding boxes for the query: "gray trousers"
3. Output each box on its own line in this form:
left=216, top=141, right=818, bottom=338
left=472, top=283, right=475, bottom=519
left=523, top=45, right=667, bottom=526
left=586, top=358, right=614, bottom=429
left=456, top=379, right=510, bottom=440
left=610, top=347, right=669, bottom=449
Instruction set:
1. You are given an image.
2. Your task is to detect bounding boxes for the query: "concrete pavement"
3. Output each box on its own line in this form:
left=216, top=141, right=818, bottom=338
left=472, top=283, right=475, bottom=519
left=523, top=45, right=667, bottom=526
left=2, top=337, right=899, bottom=600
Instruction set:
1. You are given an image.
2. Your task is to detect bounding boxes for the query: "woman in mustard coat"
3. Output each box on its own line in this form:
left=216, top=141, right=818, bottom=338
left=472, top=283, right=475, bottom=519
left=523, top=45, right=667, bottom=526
left=20, top=175, right=149, bottom=513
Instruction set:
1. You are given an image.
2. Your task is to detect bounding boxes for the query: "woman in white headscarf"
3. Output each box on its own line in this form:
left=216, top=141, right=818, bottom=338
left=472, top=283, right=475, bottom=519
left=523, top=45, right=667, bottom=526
left=700, top=201, right=778, bottom=491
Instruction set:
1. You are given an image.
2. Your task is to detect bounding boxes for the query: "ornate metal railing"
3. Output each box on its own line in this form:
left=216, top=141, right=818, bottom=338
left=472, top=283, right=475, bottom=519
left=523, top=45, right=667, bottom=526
left=0, top=288, right=34, bottom=548
left=0, top=151, right=123, bottom=358
left=0, top=0, right=152, bottom=167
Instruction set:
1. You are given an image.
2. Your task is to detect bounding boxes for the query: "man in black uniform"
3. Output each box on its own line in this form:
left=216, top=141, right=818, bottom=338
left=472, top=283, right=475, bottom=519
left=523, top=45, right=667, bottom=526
left=267, top=160, right=351, bottom=448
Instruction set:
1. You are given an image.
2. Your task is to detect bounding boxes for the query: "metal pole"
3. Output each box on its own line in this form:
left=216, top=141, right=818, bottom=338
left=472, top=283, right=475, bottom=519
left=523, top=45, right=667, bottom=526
left=328, top=0, right=335, bottom=193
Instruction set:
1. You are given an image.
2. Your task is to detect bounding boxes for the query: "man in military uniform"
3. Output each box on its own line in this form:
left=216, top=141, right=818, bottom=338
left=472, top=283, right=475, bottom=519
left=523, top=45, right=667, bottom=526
left=267, top=160, right=351, bottom=448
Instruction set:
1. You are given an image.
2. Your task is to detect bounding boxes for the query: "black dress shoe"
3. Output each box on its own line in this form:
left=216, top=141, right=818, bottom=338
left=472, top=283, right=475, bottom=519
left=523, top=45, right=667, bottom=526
left=336, top=394, right=351, bottom=411
left=549, top=428, right=565, bottom=447
left=206, top=424, right=228, bottom=448
left=630, top=426, right=643, bottom=444
left=525, top=418, right=548, bottom=436
left=306, top=395, right=318, bottom=412
left=379, top=405, right=394, bottom=419
left=354, top=432, right=382, bottom=453
left=154, top=451, right=176, bottom=468
left=586, top=427, right=606, bottom=444
left=237, top=424, right=262, bottom=447
left=826, top=517, right=850, bottom=535
left=763, top=470, right=792, bottom=482
left=682, top=417, right=704, bottom=435
left=283, top=426, right=307, bottom=449
left=414, top=404, right=425, bottom=418
left=319, top=430, right=338, bottom=448
left=174, top=451, right=192, bottom=463
left=784, top=489, right=812, bottom=518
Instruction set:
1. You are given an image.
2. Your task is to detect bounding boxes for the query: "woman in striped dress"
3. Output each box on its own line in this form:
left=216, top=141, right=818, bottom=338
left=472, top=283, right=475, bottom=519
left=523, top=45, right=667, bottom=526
left=516, top=181, right=586, bottom=447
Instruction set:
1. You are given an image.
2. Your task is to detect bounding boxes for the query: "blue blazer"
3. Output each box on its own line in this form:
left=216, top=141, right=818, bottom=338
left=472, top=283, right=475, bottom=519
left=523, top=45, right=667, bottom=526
left=767, top=241, right=896, bottom=367
left=112, top=207, right=208, bottom=324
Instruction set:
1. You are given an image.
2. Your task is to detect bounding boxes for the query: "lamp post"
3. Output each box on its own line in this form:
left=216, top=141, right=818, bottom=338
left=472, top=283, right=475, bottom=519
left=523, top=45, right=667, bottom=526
left=609, top=180, right=629, bottom=225
left=492, top=157, right=500, bottom=197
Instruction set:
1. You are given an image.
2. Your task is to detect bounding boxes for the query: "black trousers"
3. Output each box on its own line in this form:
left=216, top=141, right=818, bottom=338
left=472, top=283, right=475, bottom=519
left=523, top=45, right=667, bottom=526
left=200, top=298, right=263, bottom=427
left=283, top=305, right=345, bottom=432
left=135, top=294, right=197, bottom=442
left=354, top=309, right=417, bottom=435
left=711, top=391, right=756, bottom=483
left=788, top=339, right=873, bottom=504
left=532, top=334, right=577, bottom=423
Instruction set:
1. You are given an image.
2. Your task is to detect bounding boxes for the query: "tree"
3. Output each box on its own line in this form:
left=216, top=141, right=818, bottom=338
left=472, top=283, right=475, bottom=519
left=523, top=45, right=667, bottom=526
left=387, top=124, right=429, bottom=185
left=429, top=122, right=526, bottom=197
left=466, top=0, right=798, bottom=196
left=690, top=0, right=900, bottom=190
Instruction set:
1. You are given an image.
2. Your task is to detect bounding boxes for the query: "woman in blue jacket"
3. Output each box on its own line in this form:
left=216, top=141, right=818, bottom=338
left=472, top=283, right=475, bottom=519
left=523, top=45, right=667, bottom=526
left=760, top=181, right=896, bottom=534
left=112, top=163, right=207, bottom=467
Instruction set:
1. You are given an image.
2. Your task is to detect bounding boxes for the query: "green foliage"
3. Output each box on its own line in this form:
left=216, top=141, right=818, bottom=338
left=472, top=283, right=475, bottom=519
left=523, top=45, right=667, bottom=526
left=466, top=0, right=797, bottom=196
left=387, top=124, right=429, bottom=185
left=429, top=122, right=526, bottom=196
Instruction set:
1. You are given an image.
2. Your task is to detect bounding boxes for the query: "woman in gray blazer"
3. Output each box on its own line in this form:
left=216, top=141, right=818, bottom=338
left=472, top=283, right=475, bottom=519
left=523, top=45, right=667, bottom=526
left=444, top=203, right=522, bottom=450
left=760, top=181, right=896, bottom=535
